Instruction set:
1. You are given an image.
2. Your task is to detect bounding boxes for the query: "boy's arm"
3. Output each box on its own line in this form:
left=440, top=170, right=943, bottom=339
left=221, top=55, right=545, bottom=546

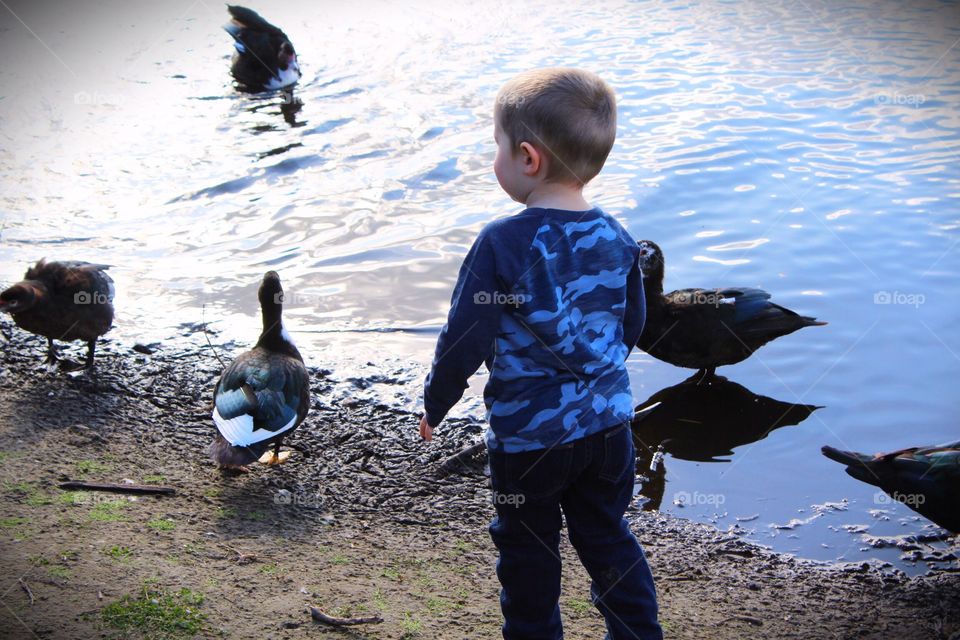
left=423, top=231, right=505, bottom=428
left=622, top=253, right=646, bottom=351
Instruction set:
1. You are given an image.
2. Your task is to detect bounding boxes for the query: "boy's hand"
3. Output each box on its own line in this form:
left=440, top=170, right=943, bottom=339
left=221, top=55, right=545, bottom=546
left=419, top=415, right=434, bottom=441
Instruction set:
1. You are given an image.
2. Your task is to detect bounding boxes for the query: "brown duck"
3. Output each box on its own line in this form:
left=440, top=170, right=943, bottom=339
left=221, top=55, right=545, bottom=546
left=0, top=259, right=114, bottom=369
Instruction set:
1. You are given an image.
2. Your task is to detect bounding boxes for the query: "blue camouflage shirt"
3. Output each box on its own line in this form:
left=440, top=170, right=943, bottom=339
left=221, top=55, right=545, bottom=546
left=423, top=207, right=645, bottom=453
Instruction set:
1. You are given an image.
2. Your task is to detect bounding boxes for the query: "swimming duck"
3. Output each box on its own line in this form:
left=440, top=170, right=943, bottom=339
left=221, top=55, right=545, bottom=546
left=209, top=271, right=310, bottom=471
left=223, top=5, right=301, bottom=92
left=0, top=259, right=114, bottom=369
left=636, top=240, right=826, bottom=383
left=822, top=442, right=960, bottom=533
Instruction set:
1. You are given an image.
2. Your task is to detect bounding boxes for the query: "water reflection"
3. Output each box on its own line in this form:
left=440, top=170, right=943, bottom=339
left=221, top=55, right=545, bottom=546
left=632, top=378, right=820, bottom=510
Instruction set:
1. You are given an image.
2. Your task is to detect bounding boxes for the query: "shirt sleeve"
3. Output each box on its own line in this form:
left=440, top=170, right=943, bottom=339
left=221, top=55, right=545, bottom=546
left=622, top=250, right=646, bottom=351
left=423, top=229, right=506, bottom=427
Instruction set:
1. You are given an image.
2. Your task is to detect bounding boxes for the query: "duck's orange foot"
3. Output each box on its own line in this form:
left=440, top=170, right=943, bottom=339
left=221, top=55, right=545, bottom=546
left=258, top=450, right=292, bottom=466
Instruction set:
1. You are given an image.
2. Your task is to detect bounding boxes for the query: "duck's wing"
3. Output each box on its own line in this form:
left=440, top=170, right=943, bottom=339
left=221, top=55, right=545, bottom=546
left=213, top=353, right=309, bottom=447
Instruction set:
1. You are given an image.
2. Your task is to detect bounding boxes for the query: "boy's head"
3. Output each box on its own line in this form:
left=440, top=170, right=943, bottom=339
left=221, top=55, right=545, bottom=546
left=494, top=68, right=616, bottom=194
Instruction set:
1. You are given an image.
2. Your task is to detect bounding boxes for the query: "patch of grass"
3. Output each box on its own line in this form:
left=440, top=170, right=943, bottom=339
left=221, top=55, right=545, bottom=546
left=215, top=506, right=236, bottom=519
left=26, top=492, right=53, bottom=506
left=59, top=491, right=87, bottom=505
left=372, top=586, right=388, bottom=611
left=0, top=516, right=27, bottom=528
left=148, top=518, right=175, bottom=531
left=424, top=596, right=457, bottom=615
left=88, top=501, right=128, bottom=523
left=259, top=562, right=282, bottom=576
left=101, top=585, right=206, bottom=637
left=382, top=567, right=401, bottom=580
left=400, top=612, right=422, bottom=637
left=105, top=546, right=133, bottom=562
left=28, top=554, right=50, bottom=566
left=566, top=597, right=593, bottom=616
left=0, top=451, right=23, bottom=466
left=183, top=542, right=206, bottom=556
left=202, top=487, right=221, bottom=498
left=142, top=475, right=166, bottom=484
left=75, top=459, right=110, bottom=475
left=242, top=510, right=265, bottom=521
left=453, top=540, right=473, bottom=554
left=330, top=553, right=349, bottom=565
left=5, top=481, right=30, bottom=493
left=59, top=549, right=79, bottom=562
left=47, top=566, right=71, bottom=579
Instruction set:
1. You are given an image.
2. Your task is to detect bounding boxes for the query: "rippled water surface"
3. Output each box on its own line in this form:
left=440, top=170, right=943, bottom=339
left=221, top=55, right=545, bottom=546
left=1, top=0, right=958, bottom=571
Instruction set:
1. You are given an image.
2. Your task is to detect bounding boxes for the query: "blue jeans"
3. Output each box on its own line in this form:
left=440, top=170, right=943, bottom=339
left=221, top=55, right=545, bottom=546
left=488, top=423, right=663, bottom=640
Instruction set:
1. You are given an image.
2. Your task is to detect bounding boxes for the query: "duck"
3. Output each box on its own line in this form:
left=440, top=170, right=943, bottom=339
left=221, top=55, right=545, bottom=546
left=822, top=442, right=960, bottom=533
left=636, top=239, right=826, bottom=383
left=209, top=271, right=310, bottom=472
left=223, top=5, right=301, bottom=92
left=0, top=259, right=114, bottom=369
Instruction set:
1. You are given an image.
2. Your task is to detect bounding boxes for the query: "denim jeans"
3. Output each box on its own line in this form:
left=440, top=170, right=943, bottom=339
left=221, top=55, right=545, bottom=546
left=488, top=423, right=663, bottom=640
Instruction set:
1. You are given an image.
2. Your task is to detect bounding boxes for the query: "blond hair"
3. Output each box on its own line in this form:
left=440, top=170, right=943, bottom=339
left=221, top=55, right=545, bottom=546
left=495, top=68, right=616, bottom=185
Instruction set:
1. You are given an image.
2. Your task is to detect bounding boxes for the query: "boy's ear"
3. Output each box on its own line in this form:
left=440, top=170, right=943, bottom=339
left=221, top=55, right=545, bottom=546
left=519, top=141, right=543, bottom=176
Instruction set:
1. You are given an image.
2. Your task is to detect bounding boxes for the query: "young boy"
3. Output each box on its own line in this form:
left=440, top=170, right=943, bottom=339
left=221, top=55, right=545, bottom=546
left=420, top=68, right=662, bottom=640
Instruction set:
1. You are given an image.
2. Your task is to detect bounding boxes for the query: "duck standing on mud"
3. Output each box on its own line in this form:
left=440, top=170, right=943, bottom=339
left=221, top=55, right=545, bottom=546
left=635, top=239, right=826, bottom=383
left=209, top=271, right=310, bottom=472
left=223, top=5, right=301, bottom=92
left=0, top=259, right=114, bottom=370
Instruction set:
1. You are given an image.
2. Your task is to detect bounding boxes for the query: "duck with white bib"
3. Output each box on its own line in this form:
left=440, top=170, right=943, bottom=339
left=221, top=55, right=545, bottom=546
left=209, top=271, right=310, bottom=471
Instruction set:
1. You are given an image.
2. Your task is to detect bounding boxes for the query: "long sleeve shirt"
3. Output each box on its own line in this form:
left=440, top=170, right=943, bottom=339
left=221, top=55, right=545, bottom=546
left=423, top=206, right=645, bottom=453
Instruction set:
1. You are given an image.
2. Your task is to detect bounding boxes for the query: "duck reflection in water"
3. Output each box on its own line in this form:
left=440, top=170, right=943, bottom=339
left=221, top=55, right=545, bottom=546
left=630, top=378, right=821, bottom=511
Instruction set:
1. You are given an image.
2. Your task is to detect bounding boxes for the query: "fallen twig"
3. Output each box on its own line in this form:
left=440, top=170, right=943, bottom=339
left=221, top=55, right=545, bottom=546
left=19, top=578, right=34, bottom=606
left=720, top=615, right=763, bottom=627
left=58, top=481, right=176, bottom=496
left=310, top=607, right=383, bottom=626
left=437, top=441, right=486, bottom=476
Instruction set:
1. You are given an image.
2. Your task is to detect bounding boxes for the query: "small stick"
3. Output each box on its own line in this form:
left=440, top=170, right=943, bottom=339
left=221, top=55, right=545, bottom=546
left=437, top=441, right=486, bottom=475
left=58, top=481, right=176, bottom=496
left=19, top=578, right=34, bottom=606
left=202, top=304, right=226, bottom=369
left=310, top=607, right=383, bottom=626
left=720, top=615, right=763, bottom=627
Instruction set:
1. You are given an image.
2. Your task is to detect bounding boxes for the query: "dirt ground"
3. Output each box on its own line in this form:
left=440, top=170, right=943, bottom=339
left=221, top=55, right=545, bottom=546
left=0, top=320, right=958, bottom=639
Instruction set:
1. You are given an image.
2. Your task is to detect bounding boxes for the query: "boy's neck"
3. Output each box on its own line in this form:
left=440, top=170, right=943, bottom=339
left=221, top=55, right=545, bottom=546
left=523, top=181, right=591, bottom=212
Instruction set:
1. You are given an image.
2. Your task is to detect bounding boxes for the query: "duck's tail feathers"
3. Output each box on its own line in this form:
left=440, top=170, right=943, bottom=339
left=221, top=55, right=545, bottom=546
left=821, top=445, right=871, bottom=467
left=799, top=315, right=828, bottom=327
left=208, top=433, right=262, bottom=467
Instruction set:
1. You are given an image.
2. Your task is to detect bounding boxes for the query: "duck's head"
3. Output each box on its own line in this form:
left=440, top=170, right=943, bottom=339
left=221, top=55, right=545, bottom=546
left=258, top=271, right=284, bottom=310
left=0, top=282, right=39, bottom=314
left=637, top=240, right=665, bottom=282
left=278, top=41, right=299, bottom=75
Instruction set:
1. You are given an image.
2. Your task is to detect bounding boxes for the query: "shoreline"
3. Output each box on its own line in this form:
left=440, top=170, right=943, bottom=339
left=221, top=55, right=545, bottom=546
left=0, top=321, right=957, bottom=639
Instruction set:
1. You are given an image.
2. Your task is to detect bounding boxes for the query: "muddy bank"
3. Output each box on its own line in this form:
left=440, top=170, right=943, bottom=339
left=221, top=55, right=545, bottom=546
left=0, top=321, right=957, bottom=639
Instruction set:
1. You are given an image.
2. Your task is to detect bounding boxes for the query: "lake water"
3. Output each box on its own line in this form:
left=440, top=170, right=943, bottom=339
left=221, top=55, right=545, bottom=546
left=1, top=0, right=958, bottom=573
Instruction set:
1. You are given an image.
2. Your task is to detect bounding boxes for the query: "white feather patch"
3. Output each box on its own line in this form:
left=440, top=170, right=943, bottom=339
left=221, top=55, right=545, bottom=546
left=265, top=65, right=300, bottom=90
left=213, top=407, right=298, bottom=447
